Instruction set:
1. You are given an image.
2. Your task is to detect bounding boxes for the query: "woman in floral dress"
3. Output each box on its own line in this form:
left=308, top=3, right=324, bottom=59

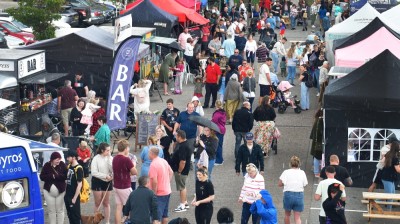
left=253, top=96, right=276, bottom=156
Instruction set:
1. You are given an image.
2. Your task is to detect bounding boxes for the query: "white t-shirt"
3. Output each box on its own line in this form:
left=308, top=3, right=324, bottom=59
left=244, top=40, right=258, bottom=53
left=259, top=63, right=271, bottom=85
left=279, top=168, right=308, bottom=192
left=184, top=44, right=194, bottom=57
left=315, top=178, right=346, bottom=217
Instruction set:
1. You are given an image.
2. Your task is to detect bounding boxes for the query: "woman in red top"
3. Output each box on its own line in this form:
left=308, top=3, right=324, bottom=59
left=77, top=140, right=91, bottom=177
left=90, top=100, right=106, bottom=135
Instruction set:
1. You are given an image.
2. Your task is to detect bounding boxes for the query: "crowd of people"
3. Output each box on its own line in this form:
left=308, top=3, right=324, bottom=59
left=31, top=1, right=400, bottom=224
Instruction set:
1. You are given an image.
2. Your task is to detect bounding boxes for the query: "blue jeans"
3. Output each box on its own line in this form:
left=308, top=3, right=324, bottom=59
left=241, top=202, right=259, bottom=224
left=274, top=16, right=281, bottom=27
left=215, top=133, right=224, bottom=164
left=283, top=191, right=304, bottom=212
left=313, top=157, right=321, bottom=175
left=234, top=132, right=246, bottom=158
left=286, top=66, right=296, bottom=84
left=381, top=180, right=395, bottom=210
left=300, top=82, right=310, bottom=109
left=156, top=194, right=170, bottom=219
left=194, top=158, right=215, bottom=181
left=271, top=52, right=279, bottom=74
left=290, top=16, right=296, bottom=29
left=313, top=68, right=320, bottom=92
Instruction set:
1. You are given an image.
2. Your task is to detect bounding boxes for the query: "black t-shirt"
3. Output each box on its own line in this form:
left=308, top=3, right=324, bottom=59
left=161, top=108, right=180, bottom=129
left=66, top=164, right=83, bottom=197
left=320, top=165, right=351, bottom=185
left=171, top=140, right=192, bottom=175
left=195, top=180, right=214, bottom=207
left=160, top=135, right=171, bottom=152
left=381, top=157, right=400, bottom=182
left=73, top=79, right=88, bottom=98
left=272, top=5, right=281, bottom=16
left=301, top=72, right=309, bottom=82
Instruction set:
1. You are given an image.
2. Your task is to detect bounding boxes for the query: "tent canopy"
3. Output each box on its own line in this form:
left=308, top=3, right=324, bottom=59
left=324, top=50, right=400, bottom=111
left=325, top=3, right=380, bottom=65
left=176, top=0, right=201, bottom=11
left=333, top=18, right=400, bottom=67
left=120, top=0, right=179, bottom=37
left=151, top=0, right=208, bottom=24
left=23, top=26, right=150, bottom=97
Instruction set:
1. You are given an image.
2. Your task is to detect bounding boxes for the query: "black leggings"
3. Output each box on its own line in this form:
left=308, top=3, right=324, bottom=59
left=195, top=204, right=213, bottom=224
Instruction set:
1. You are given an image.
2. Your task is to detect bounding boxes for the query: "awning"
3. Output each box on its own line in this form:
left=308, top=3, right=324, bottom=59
left=328, top=66, right=357, bottom=77
left=0, top=73, right=18, bottom=89
left=0, top=98, right=16, bottom=110
left=19, top=72, right=68, bottom=84
left=144, top=36, right=178, bottom=46
left=186, top=12, right=209, bottom=25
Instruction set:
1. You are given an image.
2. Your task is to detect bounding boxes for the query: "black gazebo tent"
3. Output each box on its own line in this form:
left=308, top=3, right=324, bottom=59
left=23, top=26, right=149, bottom=97
left=324, top=49, right=400, bottom=188
left=122, top=0, right=179, bottom=37
left=332, top=17, right=400, bottom=51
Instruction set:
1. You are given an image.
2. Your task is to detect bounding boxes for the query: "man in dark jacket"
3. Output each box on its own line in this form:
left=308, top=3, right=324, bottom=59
left=235, top=132, right=264, bottom=176
left=123, top=176, right=159, bottom=224
left=232, top=102, right=254, bottom=158
left=322, top=183, right=347, bottom=224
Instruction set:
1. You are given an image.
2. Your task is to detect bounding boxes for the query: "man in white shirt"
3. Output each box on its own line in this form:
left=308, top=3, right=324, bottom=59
left=258, top=57, right=273, bottom=105
left=43, top=132, right=65, bottom=165
left=318, top=61, right=329, bottom=96
left=270, top=37, right=287, bottom=74
left=178, top=27, right=192, bottom=50
left=315, top=166, right=346, bottom=224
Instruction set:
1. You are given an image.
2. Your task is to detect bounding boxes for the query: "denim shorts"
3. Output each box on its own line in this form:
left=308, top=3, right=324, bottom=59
left=157, top=194, right=170, bottom=218
left=283, top=191, right=304, bottom=212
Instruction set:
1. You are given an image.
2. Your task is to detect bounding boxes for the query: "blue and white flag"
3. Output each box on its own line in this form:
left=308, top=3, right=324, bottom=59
left=107, top=37, right=141, bottom=130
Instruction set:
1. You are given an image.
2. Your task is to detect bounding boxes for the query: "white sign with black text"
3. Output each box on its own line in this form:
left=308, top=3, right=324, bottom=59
left=18, top=52, right=46, bottom=79
left=0, top=61, right=15, bottom=72
left=114, top=14, right=132, bottom=44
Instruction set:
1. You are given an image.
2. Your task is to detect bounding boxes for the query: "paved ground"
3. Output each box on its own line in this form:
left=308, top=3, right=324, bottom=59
left=1, top=0, right=398, bottom=222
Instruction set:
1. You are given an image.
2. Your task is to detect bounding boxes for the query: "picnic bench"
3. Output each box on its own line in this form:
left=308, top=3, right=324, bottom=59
left=362, top=192, right=400, bottom=223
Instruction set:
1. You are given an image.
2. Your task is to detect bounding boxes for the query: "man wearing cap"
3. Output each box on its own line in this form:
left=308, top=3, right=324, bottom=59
left=320, top=155, right=352, bottom=186
left=232, top=102, right=254, bottom=158
left=323, top=183, right=347, bottom=224
left=235, top=132, right=264, bottom=176
left=315, top=166, right=346, bottom=224
left=65, top=150, right=83, bottom=224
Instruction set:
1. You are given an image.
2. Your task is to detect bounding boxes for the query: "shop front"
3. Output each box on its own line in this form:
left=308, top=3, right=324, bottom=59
left=0, top=49, right=67, bottom=135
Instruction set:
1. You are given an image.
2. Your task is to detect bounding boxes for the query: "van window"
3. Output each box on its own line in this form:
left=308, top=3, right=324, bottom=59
left=0, top=178, right=30, bottom=211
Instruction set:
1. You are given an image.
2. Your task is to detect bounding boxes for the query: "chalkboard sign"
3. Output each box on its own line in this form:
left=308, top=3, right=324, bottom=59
left=135, top=114, right=159, bottom=150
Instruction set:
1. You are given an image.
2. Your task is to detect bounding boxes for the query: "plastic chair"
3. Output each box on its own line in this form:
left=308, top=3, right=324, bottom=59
left=183, top=61, right=194, bottom=85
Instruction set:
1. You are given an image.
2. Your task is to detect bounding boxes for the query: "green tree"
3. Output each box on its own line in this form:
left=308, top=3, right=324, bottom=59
left=6, top=0, right=64, bottom=40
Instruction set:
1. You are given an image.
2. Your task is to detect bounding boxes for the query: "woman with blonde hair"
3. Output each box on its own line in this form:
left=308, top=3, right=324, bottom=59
left=278, top=156, right=308, bottom=224
left=140, top=135, right=163, bottom=176
left=286, top=43, right=299, bottom=85
left=239, top=163, right=265, bottom=224
left=155, top=125, right=171, bottom=163
left=130, top=79, right=152, bottom=120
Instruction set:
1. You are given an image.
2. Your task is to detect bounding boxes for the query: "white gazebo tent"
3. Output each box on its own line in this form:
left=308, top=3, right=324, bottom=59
left=325, top=3, right=380, bottom=65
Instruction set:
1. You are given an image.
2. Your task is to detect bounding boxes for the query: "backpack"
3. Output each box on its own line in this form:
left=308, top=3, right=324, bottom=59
left=68, top=164, right=91, bottom=203
left=305, top=73, right=314, bottom=88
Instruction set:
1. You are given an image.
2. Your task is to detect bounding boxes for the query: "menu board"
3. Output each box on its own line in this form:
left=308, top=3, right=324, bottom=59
left=135, top=114, right=159, bottom=149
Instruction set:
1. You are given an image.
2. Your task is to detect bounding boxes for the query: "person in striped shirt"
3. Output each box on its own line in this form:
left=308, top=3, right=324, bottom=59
left=238, top=163, right=265, bottom=224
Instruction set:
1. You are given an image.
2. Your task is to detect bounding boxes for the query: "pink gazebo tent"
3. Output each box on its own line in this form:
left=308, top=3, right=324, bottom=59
left=334, top=18, right=400, bottom=68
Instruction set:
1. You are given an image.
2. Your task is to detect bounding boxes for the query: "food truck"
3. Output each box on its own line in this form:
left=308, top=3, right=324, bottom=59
left=0, top=133, right=66, bottom=223
left=0, top=49, right=67, bottom=135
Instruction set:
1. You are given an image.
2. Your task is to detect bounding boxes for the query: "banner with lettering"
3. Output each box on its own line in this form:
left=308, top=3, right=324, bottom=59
left=106, top=37, right=141, bottom=130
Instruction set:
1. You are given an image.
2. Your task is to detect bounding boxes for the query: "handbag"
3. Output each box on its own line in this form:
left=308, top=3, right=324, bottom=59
left=303, top=12, right=308, bottom=19
left=197, top=149, right=209, bottom=168
left=219, top=48, right=225, bottom=56
left=243, top=78, right=256, bottom=98
left=273, top=127, right=281, bottom=139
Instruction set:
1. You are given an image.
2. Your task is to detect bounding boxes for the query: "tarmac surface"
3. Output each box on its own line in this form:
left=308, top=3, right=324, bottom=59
left=0, top=1, right=398, bottom=222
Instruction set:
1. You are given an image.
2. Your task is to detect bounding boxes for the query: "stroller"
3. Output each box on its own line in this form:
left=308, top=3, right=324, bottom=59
left=272, top=81, right=302, bottom=114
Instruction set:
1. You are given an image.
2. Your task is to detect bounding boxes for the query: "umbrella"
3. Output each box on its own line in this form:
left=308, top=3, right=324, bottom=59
left=277, top=81, right=293, bottom=92
left=168, top=41, right=183, bottom=51
left=188, top=115, right=221, bottom=134
left=0, top=98, right=16, bottom=110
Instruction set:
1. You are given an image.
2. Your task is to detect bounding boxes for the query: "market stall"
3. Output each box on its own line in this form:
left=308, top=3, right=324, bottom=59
left=0, top=49, right=68, bottom=135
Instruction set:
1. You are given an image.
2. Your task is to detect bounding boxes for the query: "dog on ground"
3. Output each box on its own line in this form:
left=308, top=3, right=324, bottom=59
left=81, top=212, right=104, bottom=224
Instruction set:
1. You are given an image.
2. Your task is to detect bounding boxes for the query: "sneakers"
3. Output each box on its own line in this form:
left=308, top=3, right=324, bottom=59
left=185, top=203, right=190, bottom=209
left=174, top=205, right=187, bottom=212
left=215, top=162, right=224, bottom=166
left=316, top=93, right=320, bottom=97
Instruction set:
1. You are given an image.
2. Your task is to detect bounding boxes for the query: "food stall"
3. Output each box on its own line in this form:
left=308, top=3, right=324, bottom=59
left=0, top=49, right=68, bottom=135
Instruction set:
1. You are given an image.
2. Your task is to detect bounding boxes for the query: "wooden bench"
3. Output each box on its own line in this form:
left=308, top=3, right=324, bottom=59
left=362, top=192, right=400, bottom=223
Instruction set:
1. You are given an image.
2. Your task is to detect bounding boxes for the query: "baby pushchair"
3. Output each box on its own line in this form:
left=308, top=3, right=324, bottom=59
left=273, top=81, right=302, bottom=114
left=124, top=107, right=136, bottom=137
